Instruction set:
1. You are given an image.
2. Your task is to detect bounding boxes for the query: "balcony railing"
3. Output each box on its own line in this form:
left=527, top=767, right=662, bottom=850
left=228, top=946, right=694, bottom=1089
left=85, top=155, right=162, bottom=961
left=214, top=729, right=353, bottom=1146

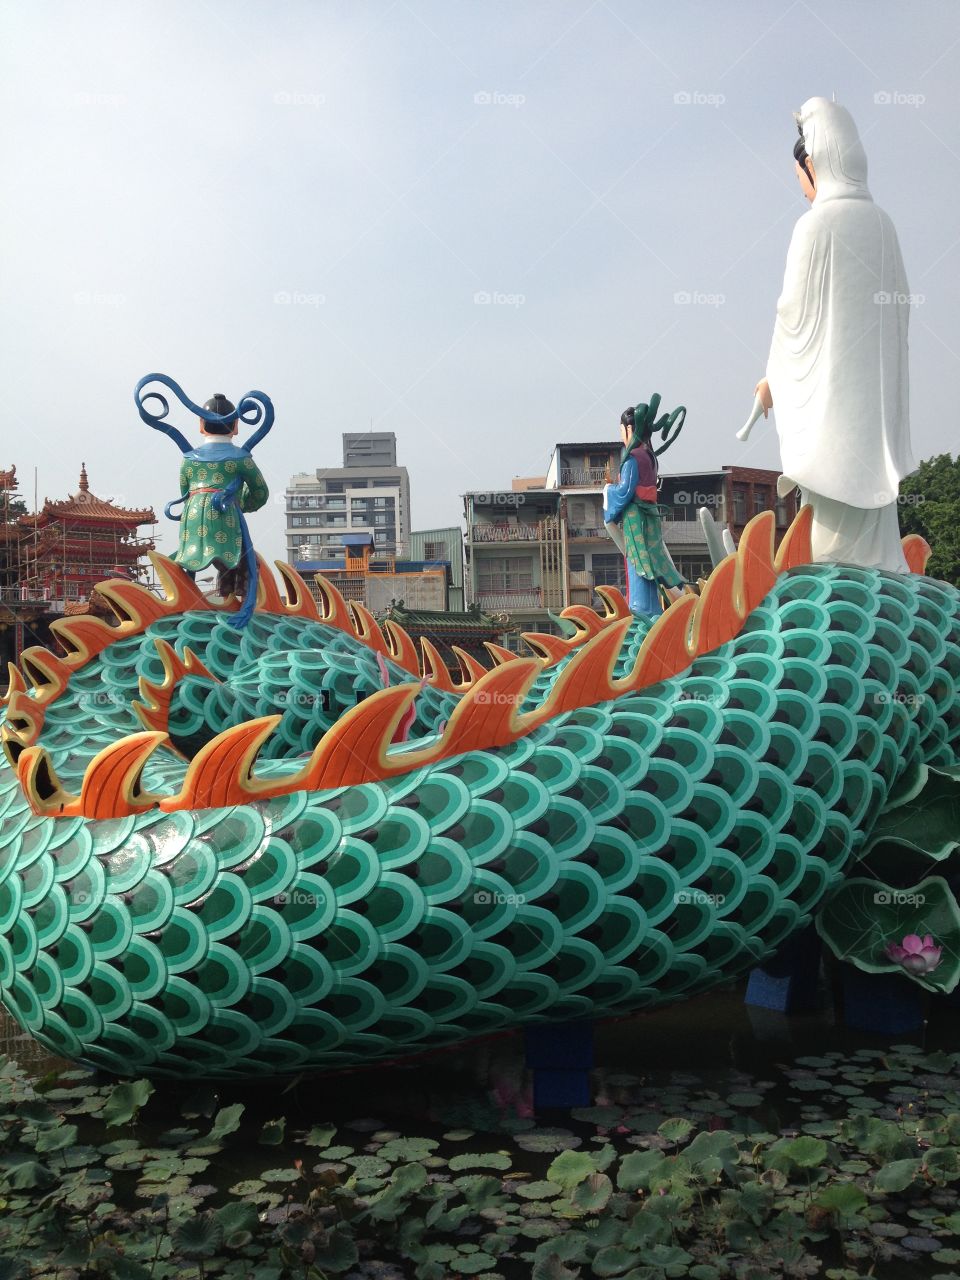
left=471, top=523, right=543, bottom=543
left=567, top=525, right=607, bottom=540
left=560, top=467, right=609, bottom=487
left=568, top=570, right=593, bottom=589
left=475, top=589, right=542, bottom=611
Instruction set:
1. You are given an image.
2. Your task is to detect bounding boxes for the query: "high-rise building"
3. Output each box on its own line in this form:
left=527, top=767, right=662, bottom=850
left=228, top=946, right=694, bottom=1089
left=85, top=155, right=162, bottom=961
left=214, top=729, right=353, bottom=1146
left=285, top=432, right=410, bottom=562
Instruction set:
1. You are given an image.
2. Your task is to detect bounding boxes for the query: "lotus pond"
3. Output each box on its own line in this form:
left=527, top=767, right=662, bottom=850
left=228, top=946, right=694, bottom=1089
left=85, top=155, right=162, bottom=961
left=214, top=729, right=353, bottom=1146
left=1, top=988, right=960, bottom=1280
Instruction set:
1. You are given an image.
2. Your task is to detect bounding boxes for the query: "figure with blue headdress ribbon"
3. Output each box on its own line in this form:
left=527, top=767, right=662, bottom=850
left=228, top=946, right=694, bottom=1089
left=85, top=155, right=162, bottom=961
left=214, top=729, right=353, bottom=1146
left=135, top=374, right=273, bottom=629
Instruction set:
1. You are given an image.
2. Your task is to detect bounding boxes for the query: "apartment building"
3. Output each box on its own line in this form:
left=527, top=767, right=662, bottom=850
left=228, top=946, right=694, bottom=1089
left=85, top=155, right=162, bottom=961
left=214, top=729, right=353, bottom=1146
left=286, top=432, right=411, bottom=562
left=464, top=444, right=797, bottom=650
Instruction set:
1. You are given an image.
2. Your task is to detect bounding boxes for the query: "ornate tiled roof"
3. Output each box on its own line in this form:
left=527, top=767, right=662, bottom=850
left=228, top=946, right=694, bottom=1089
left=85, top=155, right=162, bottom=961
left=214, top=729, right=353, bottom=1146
left=0, top=465, right=16, bottom=491
left=20, top=464, right=155, bottom=526
left=384, top=606, right=502, bottom=634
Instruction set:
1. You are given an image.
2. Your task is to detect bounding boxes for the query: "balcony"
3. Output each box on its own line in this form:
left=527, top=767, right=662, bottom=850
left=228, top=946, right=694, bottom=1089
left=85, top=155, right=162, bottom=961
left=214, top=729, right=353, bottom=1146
left=560, top=467, right=609, bottom=487
left=567, top=525, right=607, bottom=540
left=475, top=589, right=542, bottom=611
left=471, top=523, right=543, bottom=543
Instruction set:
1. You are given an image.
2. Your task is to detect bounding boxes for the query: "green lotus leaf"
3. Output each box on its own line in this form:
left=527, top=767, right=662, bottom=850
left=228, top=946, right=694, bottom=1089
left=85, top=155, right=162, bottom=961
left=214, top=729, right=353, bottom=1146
left=0, top=1156, right=54, bottom=1189
left=378, top=1136, right=439, bottom=1162
left=172, top=1209, right=224, bottom=1257
left=814, top=1183, right=868, bottom=1218
left=259, top=1117, right=286, bottom=1145
left=34, top=1123, right=78, bottom=1153
left=510, top=1179, right=561, bottom=1202
left=839, top=1115, right=916, bottom=1161
left=817, top=875, right=960, bottom=993
left=873, top=1158, right=923, bottom=1191
left=450, top=1254, right=497, bottom=1275
left=531, top=1254, right=579, bottom=1280
left=303, top=1124, right=337, bottom=1147
left=545, top=1149, right=597, bottom=1191
left=312, top=1229, right=359, bottom=1273
left=515, top=1128, right=582, bottom=1153
left=568, top=1170, right=611, bottom=1213
left=260, top=1167, right=301, bottom=1182
left=448, top=1152, right=511, bottom=1172
left=657, top=1117, right=694, bottom=1143
left=862, top=763, right=960, bottom=862
left=209, top=1103, right=245, bottom=1141
left=592, top=1244, right=643, bottom=1277
left=100, top=1080, right=154, bottom=1127
left=765, top=1136, right=828, bottom=1171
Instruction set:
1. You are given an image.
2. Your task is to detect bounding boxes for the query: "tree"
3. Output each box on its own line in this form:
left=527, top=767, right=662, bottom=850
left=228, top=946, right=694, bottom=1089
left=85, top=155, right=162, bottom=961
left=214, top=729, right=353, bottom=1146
left=898, top=453, right=960, bottom=586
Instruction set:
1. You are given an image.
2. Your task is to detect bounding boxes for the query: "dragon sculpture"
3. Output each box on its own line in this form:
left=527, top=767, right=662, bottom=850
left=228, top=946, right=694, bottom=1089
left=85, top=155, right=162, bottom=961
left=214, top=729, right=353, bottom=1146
left=0, top=510, right=957, bottom=1079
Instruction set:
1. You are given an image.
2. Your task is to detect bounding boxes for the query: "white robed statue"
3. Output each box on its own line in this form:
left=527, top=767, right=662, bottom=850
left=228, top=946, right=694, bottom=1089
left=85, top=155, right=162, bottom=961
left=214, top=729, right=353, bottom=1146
left=752, top=96, right=916, bottom=572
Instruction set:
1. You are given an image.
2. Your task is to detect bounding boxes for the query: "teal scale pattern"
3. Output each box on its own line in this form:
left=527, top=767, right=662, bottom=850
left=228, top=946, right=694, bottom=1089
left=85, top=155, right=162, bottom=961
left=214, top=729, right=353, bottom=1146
left=0, top=564, right=957, bottom=1078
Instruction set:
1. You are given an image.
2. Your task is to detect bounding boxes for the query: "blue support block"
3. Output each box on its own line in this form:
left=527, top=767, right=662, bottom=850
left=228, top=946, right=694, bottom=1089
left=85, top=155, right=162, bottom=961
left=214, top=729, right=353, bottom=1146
left=745, top=924, right=822, bottom=1014
left=524, top=1021, right=594, bottom=1109
left=839, top=966, right=924, bottom=1035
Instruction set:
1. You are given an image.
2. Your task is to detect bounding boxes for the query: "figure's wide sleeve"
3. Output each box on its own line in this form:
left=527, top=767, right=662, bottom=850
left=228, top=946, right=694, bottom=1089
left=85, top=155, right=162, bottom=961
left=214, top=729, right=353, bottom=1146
left=240, top=457, right=269, bottom=513
left=603, top=457, right=638, bottom=523
left=767, top=211, right=822, bottom=366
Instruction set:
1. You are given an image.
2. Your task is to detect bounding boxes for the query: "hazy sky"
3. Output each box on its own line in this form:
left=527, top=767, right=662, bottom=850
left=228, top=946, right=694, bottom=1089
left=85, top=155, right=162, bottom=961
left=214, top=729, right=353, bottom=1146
left=1, top=0, right=957, bottom=568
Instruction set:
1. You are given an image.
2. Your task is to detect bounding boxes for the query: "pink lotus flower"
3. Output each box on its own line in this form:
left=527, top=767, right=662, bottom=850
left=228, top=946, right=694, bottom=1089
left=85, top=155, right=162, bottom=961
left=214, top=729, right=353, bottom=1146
left=885, top=933, right=942, bottom=975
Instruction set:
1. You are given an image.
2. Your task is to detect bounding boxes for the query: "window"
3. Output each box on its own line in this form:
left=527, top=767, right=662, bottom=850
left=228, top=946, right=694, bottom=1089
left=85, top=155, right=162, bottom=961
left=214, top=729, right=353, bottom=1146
left=676, top=556, right=714, bottom=581
left=589, top=453, right=609, bottom=470
left=753, top=490, right=767, bottom=516
left=478, top=555, right=534, bottom=592
left=424, top=540, right=446, bottom=560
left=776, top=497, right=789, bottom=526
left=591, top=553, right=626, bottom=588
left=733, top=487, right=747, bottom=524
left=569, top=500, right=586, bottom=527
left=568, top=553, right=586, bottom=572
left=324, top=482, right=345, bottom=494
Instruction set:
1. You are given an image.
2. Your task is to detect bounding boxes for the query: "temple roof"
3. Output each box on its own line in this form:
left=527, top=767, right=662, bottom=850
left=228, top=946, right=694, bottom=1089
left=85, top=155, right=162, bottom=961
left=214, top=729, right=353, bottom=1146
left=384, top=605, right=503, bottom=635
left=20, top=464, right=156, bottom=527
left=0, top=465, right=16, bottom=491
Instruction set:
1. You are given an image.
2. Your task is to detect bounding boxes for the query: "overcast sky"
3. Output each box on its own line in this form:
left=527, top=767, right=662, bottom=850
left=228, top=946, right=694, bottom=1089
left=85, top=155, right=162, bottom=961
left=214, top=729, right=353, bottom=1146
left=1, top=0, right=957, bottom=567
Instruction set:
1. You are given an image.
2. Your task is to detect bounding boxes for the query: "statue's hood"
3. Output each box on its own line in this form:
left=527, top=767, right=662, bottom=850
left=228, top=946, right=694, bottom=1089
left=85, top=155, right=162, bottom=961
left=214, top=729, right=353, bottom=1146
left=797, top=96, right=871, bottom=203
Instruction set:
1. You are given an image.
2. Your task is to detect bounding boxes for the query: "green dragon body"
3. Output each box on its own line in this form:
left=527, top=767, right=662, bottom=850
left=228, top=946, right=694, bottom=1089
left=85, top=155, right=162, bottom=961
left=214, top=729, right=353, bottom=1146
left=0, top=512, right=957, bottom=1078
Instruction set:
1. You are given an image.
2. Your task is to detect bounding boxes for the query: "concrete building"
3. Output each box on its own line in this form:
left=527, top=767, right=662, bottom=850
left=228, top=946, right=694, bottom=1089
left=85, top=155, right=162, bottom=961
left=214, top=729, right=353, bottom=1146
left=286, top=431, right=411, bottom=563
left=463, top=445, right=797, bottom=651
left=407, top=527, right=466, bottom=611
